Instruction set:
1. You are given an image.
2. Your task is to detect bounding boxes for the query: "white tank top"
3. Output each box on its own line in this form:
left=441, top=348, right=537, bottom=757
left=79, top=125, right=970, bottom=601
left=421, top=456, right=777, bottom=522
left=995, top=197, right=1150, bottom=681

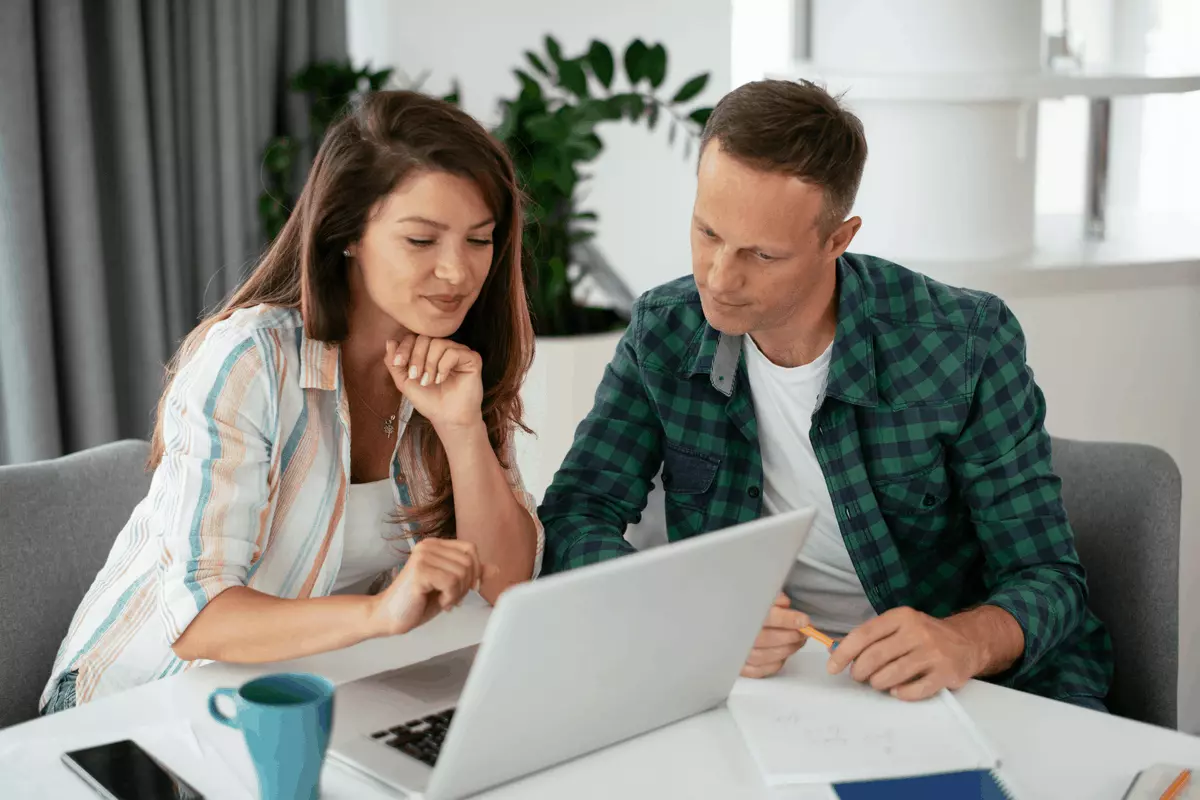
left=332, top=478, right=410, bottom=594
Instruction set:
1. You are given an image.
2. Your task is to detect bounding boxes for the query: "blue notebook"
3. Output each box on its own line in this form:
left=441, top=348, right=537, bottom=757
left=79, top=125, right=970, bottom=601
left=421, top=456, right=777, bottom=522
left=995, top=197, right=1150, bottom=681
left=833, top=768, right=1017, bottom=799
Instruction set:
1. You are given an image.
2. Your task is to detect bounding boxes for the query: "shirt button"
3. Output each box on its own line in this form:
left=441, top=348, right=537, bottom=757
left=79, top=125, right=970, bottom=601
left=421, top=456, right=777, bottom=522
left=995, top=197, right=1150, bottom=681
left=748, top=486, right=761, bottom=499
left=922, top=493, right=937, bottom=507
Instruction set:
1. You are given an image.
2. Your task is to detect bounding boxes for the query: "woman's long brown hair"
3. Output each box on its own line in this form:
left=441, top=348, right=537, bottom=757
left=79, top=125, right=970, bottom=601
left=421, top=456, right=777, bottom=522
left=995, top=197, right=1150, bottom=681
left=148, top=90, right=534, bottom=538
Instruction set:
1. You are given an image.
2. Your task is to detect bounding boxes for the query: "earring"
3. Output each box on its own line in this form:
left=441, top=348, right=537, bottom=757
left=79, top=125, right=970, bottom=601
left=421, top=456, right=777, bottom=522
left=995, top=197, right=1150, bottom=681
left=343, top=249, right=351, bottom=257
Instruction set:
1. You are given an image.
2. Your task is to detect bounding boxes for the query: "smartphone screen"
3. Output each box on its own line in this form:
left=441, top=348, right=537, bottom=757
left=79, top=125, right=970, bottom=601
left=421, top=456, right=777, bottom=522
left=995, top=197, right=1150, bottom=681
left=62, top=739, right=204, bottom=800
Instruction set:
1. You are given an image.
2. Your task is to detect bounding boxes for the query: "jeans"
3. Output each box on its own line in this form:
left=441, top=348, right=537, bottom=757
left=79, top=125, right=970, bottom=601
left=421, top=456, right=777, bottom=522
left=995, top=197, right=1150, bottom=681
left=40, top=670, right=78, bottom=716
left=1064, top=694, right=1108, bottom=713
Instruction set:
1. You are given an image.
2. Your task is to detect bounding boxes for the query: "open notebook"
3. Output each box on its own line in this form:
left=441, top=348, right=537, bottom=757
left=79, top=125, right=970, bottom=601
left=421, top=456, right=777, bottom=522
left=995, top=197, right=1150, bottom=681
left=728, top=648, right=1005, bottom=787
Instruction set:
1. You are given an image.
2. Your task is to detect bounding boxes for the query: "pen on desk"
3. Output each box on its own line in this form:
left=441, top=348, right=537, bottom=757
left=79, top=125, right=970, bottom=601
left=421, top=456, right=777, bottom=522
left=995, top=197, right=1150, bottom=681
left=1161, top=768, right=1191, bottom=800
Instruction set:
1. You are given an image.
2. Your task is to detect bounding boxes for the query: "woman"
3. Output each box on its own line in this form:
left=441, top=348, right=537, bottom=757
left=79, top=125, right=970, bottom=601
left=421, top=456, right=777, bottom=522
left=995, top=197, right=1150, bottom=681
left=41, top=91, right=542, bottom=712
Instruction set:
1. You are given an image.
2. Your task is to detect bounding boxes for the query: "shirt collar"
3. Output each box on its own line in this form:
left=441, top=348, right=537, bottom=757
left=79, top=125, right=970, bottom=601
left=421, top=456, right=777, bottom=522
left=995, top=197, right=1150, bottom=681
left=297, top=328, right=342, bottom=392
left=687, top=256, right=878, bottom=406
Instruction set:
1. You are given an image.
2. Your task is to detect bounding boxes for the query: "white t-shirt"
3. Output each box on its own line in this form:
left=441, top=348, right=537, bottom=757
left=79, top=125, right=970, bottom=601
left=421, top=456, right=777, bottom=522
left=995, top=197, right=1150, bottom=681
left=332, top=478, right=410, bottom=594
left=743, top=334, right=876, bottom=636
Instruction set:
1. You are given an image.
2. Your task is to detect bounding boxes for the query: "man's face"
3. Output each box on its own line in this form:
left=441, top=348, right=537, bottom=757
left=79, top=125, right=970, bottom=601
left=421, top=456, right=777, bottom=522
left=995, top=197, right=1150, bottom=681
left=691, top=143, right=856, bottom=338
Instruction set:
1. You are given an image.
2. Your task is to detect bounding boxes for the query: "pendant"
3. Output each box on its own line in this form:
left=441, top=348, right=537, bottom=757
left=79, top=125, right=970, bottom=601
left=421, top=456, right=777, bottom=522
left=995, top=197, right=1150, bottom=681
left=383, top=414, right=397, bottom=439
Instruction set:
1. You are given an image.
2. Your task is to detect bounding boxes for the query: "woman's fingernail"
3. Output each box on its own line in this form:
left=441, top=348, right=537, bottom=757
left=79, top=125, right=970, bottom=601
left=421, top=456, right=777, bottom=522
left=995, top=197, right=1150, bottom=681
left=408, top=365, right=419, bottom=380
left=393, top=353, right=406, bottom=367
left=420, top=372, right=431, bottom=387
left=435, top=374, right=444, bottom=385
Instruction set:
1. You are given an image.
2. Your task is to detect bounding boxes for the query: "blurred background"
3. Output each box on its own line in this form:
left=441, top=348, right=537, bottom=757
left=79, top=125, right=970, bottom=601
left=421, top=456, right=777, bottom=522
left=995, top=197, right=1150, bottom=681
left=1, top=0, right=1197, bottom=729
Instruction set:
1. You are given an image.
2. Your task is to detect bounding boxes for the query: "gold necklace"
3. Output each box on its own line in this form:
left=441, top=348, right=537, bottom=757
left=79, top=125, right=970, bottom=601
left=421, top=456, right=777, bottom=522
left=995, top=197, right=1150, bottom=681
left=348, top=384, right=399, bottom=439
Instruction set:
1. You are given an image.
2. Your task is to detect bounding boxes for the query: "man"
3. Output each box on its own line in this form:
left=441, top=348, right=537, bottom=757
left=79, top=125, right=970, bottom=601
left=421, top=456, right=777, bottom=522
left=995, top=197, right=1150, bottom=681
left=538, top=80, right=1112, bottom=709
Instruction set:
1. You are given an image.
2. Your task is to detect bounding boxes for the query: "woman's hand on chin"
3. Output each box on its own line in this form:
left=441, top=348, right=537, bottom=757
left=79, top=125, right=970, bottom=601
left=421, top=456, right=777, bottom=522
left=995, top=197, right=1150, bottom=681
left=386, top=335, right=484, bottom=435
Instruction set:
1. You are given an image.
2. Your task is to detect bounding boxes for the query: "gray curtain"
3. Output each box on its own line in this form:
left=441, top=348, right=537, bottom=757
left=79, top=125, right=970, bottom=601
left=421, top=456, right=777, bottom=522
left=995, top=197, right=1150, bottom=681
left=0, top=0, right=346, bottom=465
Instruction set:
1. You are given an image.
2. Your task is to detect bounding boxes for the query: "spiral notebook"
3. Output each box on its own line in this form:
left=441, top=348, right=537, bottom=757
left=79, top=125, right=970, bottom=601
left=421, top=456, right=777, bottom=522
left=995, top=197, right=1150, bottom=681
left=832, top=768, right=1019, bottom=799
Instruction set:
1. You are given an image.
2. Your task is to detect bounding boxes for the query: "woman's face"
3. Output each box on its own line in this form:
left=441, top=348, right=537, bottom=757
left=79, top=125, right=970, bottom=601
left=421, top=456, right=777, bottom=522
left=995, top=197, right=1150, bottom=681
left=349, top=169, right=496, bottom=338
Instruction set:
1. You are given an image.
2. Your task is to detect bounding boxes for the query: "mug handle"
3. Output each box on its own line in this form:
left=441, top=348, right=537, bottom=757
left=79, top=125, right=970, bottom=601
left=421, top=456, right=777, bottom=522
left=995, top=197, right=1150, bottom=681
left=208, top=688, right=241, bottom=729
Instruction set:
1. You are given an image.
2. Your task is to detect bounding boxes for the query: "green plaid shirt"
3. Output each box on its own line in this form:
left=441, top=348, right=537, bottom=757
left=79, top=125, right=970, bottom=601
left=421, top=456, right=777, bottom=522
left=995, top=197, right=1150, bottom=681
left=539, top=253, right=1112, bottom=703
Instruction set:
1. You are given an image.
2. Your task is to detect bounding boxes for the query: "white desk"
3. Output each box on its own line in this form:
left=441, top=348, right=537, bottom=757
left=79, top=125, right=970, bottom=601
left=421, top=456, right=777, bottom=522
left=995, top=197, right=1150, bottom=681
left=2, top=601, right=1198, bottom=799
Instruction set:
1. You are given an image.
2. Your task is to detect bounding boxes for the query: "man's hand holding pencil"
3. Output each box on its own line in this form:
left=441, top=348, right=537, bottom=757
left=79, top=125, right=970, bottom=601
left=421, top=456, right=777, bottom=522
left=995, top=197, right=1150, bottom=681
left=740, top=593, right=819, bottom=678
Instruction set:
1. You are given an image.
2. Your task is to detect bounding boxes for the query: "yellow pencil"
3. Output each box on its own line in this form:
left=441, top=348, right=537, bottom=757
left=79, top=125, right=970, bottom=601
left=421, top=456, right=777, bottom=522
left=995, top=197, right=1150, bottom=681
left=800, top=625, right=835, bottom=649
left=1160, top=768, right=1191, bottom=800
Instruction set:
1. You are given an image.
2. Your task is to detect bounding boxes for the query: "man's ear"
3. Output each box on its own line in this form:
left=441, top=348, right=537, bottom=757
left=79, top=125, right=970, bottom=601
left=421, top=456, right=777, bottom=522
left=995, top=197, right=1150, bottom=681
left=825, top=216, right=862, bottom=260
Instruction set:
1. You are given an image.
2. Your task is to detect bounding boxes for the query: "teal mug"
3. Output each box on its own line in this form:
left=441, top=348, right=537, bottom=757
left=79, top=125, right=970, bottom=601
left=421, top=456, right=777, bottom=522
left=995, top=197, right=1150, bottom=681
left=208, top=673, right=335, bottom=800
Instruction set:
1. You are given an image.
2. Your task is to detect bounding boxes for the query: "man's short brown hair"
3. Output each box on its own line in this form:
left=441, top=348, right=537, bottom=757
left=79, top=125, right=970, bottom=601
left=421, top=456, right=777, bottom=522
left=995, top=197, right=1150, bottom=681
left=700, top=79, right=868, bottom=239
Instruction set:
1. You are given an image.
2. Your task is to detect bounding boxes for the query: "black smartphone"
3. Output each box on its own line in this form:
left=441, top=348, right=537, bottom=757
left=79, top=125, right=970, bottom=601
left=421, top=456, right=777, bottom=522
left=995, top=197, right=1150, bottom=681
left=61, top=739, right=204, bottom=800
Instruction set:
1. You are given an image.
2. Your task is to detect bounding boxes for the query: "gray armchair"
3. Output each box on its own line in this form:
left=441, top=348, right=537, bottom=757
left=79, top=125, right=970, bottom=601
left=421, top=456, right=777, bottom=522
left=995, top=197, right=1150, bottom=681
left=0, top=440, right=151, bottom=728
left=1052, top=437, right=1181, bottom=729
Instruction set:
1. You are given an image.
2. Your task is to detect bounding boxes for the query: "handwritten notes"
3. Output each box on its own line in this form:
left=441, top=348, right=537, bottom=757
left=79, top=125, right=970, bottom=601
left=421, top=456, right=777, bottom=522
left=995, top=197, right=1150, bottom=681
left=727, top=649, right=998, bottom=785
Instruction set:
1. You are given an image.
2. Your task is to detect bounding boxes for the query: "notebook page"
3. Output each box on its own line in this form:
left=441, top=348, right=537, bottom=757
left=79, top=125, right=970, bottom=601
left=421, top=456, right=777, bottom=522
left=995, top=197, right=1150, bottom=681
left=728, top=648, right=999, bottom=785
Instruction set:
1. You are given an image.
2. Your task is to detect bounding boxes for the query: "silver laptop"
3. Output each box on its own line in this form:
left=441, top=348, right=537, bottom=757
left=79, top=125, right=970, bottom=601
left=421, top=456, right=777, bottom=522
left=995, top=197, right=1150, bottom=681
left=329, top=507, right=817, bottom=799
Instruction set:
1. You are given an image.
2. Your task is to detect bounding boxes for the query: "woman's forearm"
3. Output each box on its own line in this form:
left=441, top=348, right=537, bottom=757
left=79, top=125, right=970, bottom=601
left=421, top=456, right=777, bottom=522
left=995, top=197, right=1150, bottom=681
left=171, top=586, right=379, bottom=663
left=441, top=421, right=537, bottom=603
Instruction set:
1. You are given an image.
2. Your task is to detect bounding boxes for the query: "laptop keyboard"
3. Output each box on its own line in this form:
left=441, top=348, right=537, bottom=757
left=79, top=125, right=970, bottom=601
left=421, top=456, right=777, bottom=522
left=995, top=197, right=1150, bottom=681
left=370, top=708, right=456, bottom=767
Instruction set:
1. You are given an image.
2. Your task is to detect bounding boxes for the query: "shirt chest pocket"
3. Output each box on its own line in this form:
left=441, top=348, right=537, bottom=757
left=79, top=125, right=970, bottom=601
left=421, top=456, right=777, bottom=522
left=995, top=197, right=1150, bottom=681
left=871, top=460, right=953, bottom=547
left=661, top=443, right=720, bottom=538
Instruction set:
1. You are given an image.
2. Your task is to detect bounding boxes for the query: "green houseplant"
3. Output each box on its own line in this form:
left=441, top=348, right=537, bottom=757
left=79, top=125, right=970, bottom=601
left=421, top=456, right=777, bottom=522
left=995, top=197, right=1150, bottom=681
left=260, top=62, right=393, bottom=242
left=258, top=62, right=459, bottom=241
left=494, top=36, right=713, bottom=336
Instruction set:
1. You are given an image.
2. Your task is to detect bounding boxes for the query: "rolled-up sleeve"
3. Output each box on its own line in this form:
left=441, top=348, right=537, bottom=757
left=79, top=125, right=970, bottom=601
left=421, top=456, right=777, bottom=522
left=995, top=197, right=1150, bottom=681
left=157, top=324, right=275, bottom=644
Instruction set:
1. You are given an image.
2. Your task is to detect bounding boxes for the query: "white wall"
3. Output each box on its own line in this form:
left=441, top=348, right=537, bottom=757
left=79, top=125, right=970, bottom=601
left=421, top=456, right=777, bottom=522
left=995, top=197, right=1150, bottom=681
left=347, top=0, right=731, bottom=297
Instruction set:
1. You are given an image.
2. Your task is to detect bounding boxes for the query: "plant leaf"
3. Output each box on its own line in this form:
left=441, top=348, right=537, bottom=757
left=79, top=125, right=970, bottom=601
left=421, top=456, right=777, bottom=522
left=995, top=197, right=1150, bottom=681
left=494, top=101, right=519, bottom=141
left=558, top=59, right=589, bottom=98
left=627, top=94, right=645, bottom=119
left=586, top=40, right=615, bottom=89
left=526, top=51, right=550, bottom=77
left=442, top=80, right=460, bottom=105
left=554, top=163, right=575, bottom=195
left=569, top=229, right=597, bottom=244
left=669, top=121, right=677, bottom=145
left=545, top=35, right=564, bottom=67
left=515, top=69, right=544, bottom=101
left=603, top=95, right=630, bottom=120
left=646, top=44, right=667, bottom=88
left=531, top=152, right=561, bottom=185
left=568, top=133, right=603, bottom=162
left=623, top=39, right=648, bottom=84
left=689, top=107, right=713, bottom=127
left=576, top=98, right=612, bottom=125
left=368, top=68, right=393, bottom=90
left=647, top=103, right=660, bottom=130
left=526, top=113, right=569, bottom=144
left=672, top=73, right=709, bottom=104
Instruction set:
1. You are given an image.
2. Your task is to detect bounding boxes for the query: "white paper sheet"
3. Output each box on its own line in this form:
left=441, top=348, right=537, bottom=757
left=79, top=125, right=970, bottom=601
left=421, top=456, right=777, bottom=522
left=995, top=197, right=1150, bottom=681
left=728, top=649, right=999, bottom=786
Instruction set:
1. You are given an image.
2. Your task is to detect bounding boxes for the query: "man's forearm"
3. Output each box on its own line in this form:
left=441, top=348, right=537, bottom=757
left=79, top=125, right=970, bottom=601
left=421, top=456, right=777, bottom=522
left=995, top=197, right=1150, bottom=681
left=945, top=604, right=1026, bottom=677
